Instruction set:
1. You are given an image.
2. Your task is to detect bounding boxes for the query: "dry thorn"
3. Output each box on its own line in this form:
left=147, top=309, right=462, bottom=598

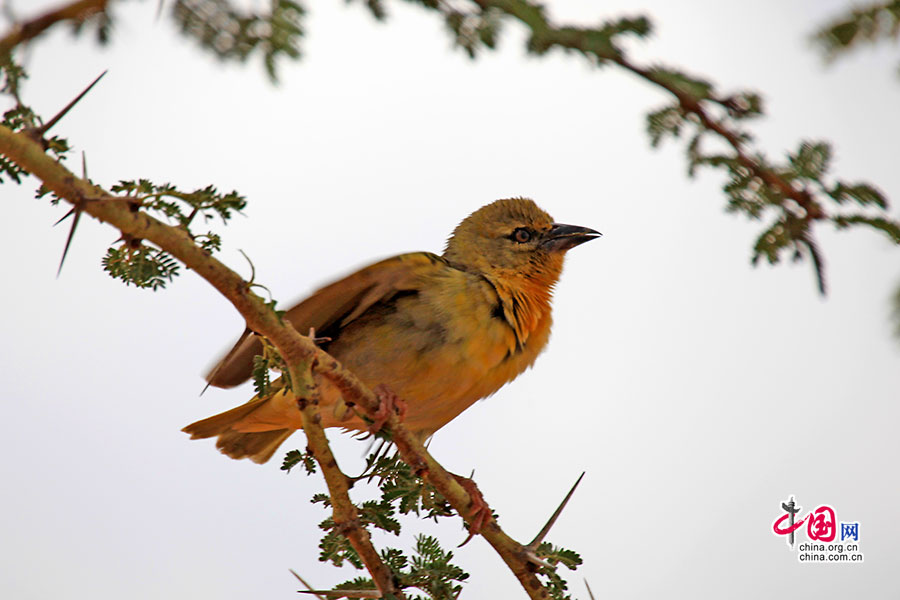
left=297, top=590, right=382, bottom=599
left=38, top=73, right=106, bottom=277
left=0, top=122, right=547, bottom=598
left=289, top=569, right=325, bottom=600
left=37, top=70, right=106, bottom=138
left=585, top=578, right=597, bottom=600
left=54, top=203, right=83, bottom=276
left=527, top=472, right=585, bottom=551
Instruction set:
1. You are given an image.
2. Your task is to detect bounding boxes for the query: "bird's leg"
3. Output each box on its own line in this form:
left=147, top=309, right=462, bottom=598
left=368, top=384, right=408, bottom=433
left=453, top=473, right=491, bottom=545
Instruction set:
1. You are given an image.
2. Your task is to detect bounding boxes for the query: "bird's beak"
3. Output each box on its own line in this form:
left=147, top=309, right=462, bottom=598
left=540, top=223, right=602, bottom=252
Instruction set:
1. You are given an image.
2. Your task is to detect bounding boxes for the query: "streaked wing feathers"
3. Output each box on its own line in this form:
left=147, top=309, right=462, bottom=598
left=205, top=252, right=443, bottom=388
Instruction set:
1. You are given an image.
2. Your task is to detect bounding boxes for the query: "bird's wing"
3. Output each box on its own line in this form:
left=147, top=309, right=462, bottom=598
left=205, top=252, right=445, bottom=388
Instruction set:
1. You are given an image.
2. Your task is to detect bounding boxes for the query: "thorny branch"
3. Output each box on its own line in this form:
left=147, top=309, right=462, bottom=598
left=0, top=0, right=110, bottom=58
left=0, top=120, right=406, bottom=598
left=0, top=117, right=557, bottom=598
left=465, top=0, right=848, bottom=292
left=289, top=364, right=405, bottom=599
left=7, top=0, right=899, bottom=298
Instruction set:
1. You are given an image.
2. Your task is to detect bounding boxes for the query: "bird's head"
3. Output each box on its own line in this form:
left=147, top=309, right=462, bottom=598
left=443, top=197, right=600, bottom=287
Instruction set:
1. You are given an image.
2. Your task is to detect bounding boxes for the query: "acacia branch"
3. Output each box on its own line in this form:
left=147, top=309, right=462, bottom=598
left=455, top=0, right=900, bottom=294
left=0, top=122, right=404, bottom=597
left=289, top=364, right=404, bottom=598
left=0, top=0, right=109, bottom=57
left=316, top=363, right=549, bottom=599
left=473, top=0, right=827, bottom=222
left=0, top=122, right=550, bottom=599
left=617, top=56, right=826, bottom=220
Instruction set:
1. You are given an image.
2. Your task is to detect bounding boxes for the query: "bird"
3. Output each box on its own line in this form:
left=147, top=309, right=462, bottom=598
left=183, top=197, right=600, bottom=464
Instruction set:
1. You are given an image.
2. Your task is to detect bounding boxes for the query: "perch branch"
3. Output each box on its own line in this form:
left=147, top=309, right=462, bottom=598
left=0, top=122, right=551, bottom=599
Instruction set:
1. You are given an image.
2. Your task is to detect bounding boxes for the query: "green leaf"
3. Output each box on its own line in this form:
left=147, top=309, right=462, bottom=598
left=535, top=542, right=583, bottom=570
left=533, top=542, right=583, bottom=599
left=813, top=1, right=900, bottom=60
left=646, top=104, right=684, bottom=147
left=723, top=91, right=764, bottom=120
left=101, top=243, right=180, bottom=290
left=334, top=575, right=377, bottom=591
left=359, top=500, right=401, bottom=535
left=401, top=535, right=469, bottom=598
left=828, top=182, right=888, bottom=208
left=833, top=214, right=900, bottom=243
left=0, top=154, right=25, bottom=184
left=319, top=529, right=364, bottom=568
left=751, top=219, right=792, bottom=266
left=647, top=67, right=714, bottom=101
left=789, top=141, right=831, bottom=180
left=196, top=232, right=222, bottom=253
left=282, top=448, right=317, bottom=474
left=252, top=354, right=272, bottom=397
left=172, top=0, right=305, bottom=82
left=311, top=493, right=331, bottom=506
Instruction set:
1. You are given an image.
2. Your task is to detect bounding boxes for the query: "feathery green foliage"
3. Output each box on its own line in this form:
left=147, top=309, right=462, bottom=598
left=249, top=336, right=294, bottom=401
left=3, top=1, right=898, bottom=596
left=98, top=179, right=246, bottom=289
left=534, top=542, right=583, bottom=600
left=358, top=451, right=454, bottom=519
left=397, top=534, right=469, bottom=599
left=281, top=448, right=317, bottom=474
left=102, top=243, right=180, bottom=290
left=172, top=0, right=304, bottom=81
left=30, top=0, right=900, bottom=294
left=286, top=447, right=482, bottom=597
left=813, top=1, right=900, bottom=73
left=110, top=179, right=246, bottom=226
left=251, top=354, right=273, bottom=398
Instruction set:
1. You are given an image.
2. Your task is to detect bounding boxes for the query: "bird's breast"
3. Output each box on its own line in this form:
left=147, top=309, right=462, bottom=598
left=324, top=270, right=553, bottom=435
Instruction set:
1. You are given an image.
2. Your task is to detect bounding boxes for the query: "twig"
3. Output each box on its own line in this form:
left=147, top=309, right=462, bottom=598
left=0, top=118, right=555, bottom=599
left=314, top=356, right=551, bottom=599
left=287, top=363, right=404, bottom=599
left=0, top=0, right=109, bottom=57
left=0, top=121, right=410, bottom=597
left=469, top=0, right=835, bottom=293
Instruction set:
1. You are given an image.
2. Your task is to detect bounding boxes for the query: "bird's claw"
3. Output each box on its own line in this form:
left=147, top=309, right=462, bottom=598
left=368, top=384, right=408, bottom=433
left=454, top=474, right=490, bottom=546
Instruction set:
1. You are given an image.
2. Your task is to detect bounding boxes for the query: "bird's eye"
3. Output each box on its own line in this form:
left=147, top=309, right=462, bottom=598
left=511, top=228, right=532, bottom=244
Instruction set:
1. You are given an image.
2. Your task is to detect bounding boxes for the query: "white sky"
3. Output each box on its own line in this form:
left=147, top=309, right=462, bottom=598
left=2, top=0, right=898, bottom=598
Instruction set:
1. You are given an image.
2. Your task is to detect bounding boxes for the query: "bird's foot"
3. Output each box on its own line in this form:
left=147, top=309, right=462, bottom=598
left=453, top=474, right=491, bottom=546
left=368, top=384, right=408, bottom=433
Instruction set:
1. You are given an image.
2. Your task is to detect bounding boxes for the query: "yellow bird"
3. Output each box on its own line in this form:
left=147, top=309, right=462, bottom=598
left=184, top=198, right=599, bottom=463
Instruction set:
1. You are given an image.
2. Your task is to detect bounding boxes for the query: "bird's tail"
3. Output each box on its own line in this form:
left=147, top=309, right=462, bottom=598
left=182, top=399, right=294, bottom=464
